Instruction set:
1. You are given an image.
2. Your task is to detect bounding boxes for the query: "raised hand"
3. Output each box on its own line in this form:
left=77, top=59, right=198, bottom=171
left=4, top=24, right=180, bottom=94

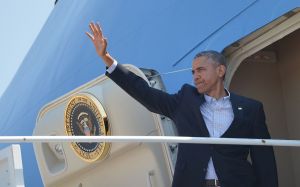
left=86, top=22, right=114, bottom=67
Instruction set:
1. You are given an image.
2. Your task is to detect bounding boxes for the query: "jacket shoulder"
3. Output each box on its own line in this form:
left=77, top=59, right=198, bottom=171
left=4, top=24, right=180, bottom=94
left=230, top=92, right=263, bottom=107
left=180, top=84, right=197, bottom=92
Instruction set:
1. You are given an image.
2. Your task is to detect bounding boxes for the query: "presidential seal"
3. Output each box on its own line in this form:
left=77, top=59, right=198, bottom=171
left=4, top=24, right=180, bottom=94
left=65, top=94, right=111, bottom=162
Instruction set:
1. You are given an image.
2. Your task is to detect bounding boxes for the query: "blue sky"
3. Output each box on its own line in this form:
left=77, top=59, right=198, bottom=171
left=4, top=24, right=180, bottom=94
left=0, top=0, right=54, bottom=98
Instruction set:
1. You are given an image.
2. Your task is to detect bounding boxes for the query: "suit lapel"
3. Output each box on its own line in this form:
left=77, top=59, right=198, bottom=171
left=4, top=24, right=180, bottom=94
left=192, top=91, right=210, bottom=137
left=221, top=93, right=244, bottom=137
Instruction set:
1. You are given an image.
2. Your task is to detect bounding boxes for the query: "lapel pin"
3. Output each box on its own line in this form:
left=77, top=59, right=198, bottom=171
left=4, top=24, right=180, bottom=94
left=238, top=107, right=243, bottom=110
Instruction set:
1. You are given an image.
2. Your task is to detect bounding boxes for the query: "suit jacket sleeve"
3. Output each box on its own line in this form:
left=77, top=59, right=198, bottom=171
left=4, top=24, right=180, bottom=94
left=250, top=102, right=278, bottom=187
left=106, top=63, right=183, bottom=119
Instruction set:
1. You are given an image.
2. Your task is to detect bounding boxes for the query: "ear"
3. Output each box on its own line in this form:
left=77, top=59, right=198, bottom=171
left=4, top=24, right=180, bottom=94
left=217, top=65, right=226, bottom=78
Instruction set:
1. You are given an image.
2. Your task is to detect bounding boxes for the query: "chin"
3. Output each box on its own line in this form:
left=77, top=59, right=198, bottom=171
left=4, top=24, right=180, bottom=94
left=196, top=87, right=205, bottom=94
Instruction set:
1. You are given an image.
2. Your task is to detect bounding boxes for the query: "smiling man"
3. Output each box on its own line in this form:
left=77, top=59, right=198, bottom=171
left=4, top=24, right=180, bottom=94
left=86, top=22, right=278, bottom=187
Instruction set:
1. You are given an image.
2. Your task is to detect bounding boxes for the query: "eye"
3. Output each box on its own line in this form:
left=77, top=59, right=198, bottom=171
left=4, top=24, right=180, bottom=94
left=196, top=67, right=205, bottom=73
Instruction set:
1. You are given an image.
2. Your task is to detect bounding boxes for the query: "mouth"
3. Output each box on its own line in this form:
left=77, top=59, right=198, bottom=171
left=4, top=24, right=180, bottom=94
left=194, top=81, right=205, bottom=87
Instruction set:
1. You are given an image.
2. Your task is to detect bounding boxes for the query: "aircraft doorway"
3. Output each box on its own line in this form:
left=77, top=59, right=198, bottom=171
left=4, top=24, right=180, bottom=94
left=224, top=11, right=300, bottom=187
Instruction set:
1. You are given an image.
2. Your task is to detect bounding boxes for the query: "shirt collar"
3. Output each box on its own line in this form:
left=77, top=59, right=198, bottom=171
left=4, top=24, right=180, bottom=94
left=204, top=88, right=230, bottom=103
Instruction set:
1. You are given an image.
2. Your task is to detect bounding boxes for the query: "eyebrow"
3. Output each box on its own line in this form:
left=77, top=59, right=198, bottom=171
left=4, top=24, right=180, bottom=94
left=192, top=66, right=206, bottom=74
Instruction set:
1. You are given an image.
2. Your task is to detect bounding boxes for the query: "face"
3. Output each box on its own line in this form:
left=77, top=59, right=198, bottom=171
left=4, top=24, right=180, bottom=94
left=192, top=56, right=225, bottom=95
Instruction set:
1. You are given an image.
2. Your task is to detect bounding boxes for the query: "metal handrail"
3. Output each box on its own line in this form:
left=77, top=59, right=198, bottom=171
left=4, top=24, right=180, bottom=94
left=0, top=136, right=300, bottom=147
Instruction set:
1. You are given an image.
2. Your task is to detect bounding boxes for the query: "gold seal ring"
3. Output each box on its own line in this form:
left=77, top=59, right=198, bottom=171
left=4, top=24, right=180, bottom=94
left=65, top=93, right=111, bottom=162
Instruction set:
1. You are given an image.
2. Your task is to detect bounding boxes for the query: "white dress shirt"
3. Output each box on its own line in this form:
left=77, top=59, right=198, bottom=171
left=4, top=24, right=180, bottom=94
left=106, top=60, right=118, bottom=73
left=201, top=92, right=234, bottom=179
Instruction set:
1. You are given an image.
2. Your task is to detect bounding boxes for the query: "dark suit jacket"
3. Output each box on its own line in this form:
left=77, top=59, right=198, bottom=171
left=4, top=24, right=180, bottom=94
left=106, top=64, right=278, bottom=187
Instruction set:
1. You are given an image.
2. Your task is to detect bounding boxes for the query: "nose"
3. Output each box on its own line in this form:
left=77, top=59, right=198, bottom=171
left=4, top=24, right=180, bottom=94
left=193, top=72, right=200, bottom=82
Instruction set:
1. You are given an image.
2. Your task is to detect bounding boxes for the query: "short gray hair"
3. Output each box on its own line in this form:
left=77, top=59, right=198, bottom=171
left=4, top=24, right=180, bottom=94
left=194, top=50, right=227, bottom=68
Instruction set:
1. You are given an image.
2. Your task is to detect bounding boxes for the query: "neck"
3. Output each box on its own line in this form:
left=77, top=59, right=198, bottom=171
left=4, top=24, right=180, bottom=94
left=205, top=83, right=227, bottom=99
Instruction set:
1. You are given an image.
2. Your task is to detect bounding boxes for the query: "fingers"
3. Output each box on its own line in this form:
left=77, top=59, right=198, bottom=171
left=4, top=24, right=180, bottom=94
left=89, top=22, right=103, bottom=37
left=87, top=21, right=108, bottom=57
left=96, top=22, right=103, bottom=37
left=89, top=22, right=96, bottom=35
left=85, top=32, right=94, bottom=40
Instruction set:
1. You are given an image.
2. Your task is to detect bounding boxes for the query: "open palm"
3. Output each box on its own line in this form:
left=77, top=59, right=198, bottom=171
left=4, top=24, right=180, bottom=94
left=86, top=22, right=107, bottom=58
